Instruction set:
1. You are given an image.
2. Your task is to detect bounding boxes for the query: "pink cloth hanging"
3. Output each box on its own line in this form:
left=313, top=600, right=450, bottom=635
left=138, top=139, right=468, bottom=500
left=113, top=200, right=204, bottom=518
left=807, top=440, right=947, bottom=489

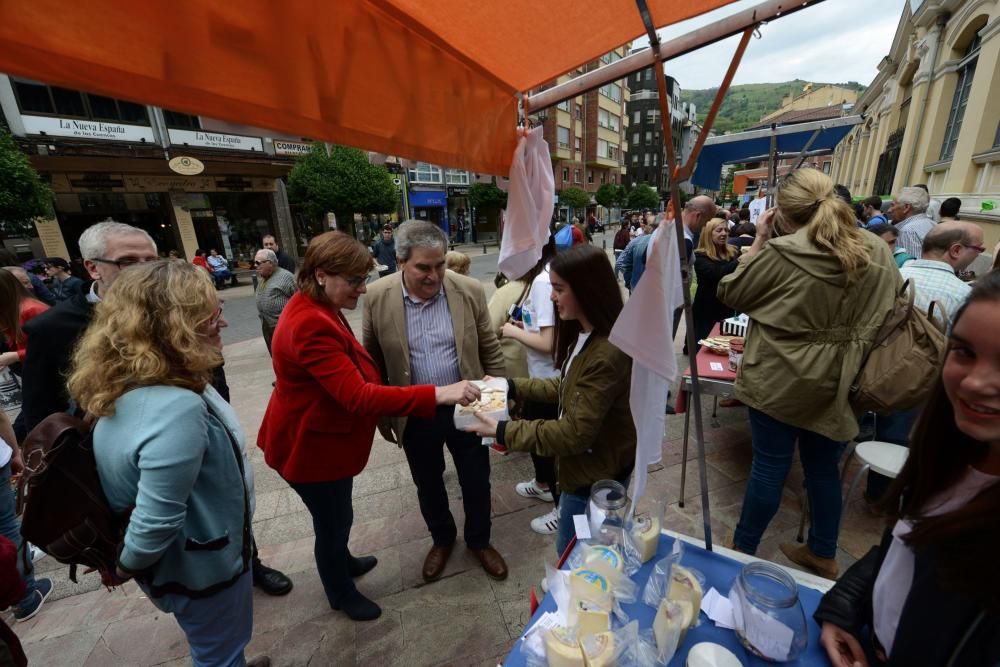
left=499, top=126, right=554, bottom=280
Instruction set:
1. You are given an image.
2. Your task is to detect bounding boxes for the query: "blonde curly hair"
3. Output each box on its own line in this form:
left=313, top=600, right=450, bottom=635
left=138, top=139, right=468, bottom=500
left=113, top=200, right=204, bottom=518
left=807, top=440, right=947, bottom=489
left=68, top=260, right=223, bottom=416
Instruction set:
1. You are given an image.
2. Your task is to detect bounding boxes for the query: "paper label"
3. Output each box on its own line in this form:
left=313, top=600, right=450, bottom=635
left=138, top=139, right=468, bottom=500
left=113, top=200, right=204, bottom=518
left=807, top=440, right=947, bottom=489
left=728, top=587, right=794, bottom=660
left=701, top=587, right=736, bottom=629
left=710, top=361, right=725, bottom=372
left=574, top=514, right=592, bottom=540
left=588, top=500, right=607, bottom=537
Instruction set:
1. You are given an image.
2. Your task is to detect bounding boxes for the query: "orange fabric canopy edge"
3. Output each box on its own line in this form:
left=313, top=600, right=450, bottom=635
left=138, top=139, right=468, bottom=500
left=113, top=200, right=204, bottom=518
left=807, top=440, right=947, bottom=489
left=0, top=0, right=734, bottom=175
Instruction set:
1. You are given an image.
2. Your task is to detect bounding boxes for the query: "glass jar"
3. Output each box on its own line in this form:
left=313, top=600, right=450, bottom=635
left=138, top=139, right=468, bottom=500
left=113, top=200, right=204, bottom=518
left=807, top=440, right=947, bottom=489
left=587, top=480, right=628, bottom=546
left=729, top=562, right=808, bottom=662
left=728, top=337, right=744, bottom=373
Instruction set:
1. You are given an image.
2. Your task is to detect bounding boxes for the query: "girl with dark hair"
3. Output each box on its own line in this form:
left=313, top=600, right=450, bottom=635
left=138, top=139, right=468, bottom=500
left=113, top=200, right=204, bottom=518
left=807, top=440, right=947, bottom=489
left=0, top=269, right=48, bottom=370
left=816, top=272, right=1000, bottom=666
left=464, top=245, right=636, bottom=555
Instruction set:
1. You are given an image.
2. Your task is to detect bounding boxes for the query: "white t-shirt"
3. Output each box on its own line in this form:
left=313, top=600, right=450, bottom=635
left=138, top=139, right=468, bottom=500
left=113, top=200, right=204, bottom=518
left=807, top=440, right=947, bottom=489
left=748, top=197, right=767, bottom=225
left=523, top=267, right=560, bottom=380
left=566, top=331, right=591, bottom=374
left=873, top=465, right=1000, bottom=657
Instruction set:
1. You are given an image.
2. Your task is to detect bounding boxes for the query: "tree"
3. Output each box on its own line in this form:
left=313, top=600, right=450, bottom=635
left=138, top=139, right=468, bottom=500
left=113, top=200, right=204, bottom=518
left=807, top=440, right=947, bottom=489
left=468, top=178, right=508, bottom=211
left=286, top=143, right=397, bottom=237
left=627, top=184, right=660, bottom=210
left=559, top=187, right=591, bottom=211
left=0, top=129, right=52, bottom=237
left=594, top=183, right=626, bottom=210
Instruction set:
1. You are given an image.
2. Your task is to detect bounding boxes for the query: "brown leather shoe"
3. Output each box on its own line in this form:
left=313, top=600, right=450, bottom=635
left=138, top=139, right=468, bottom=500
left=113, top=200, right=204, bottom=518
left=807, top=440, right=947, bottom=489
left=472, top=545, right=508, bottom=581
left=422, top=543, right=454, bottom=582
left=779, top=542, right=838, bottom=580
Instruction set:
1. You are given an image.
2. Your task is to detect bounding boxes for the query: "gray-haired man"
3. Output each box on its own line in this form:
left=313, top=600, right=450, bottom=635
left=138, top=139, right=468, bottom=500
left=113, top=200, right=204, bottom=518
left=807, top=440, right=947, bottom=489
left=889, top=186, right=937, bottom=258
left=254, top=249, right=296, bottom=355
left=363, top=221, right=508, bottom=583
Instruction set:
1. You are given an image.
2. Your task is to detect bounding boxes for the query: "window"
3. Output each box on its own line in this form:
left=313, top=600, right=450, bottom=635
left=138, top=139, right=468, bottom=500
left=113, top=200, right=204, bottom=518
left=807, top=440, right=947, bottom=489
left=162, top=110, right=201, bottom=129
left=575, top=104, right=582, bottom=120
left=598, top=109, right=620, bottom=131
left=600, top=173, right=606, bottom=184
left=632, top=154, right=639, bottom=164
left=562, top=167, right=569, bottom=182
left=574, top=136, right=581, bottom=151
left=645, top=69, right=653, bottom=81
left=595, top=140, right=619, bottom=160
left=445, top=169, right=470, bottom=185
left=588, top=171, right=594, bottom=184
left=408, top=162, right=444, bottom=184
left=822, top=161, right=832, bottom=174
left=644, top=153, right=651, bottom=167
left=599, top=83, right=621, bottom=103
left=645, top=131, right=652, bottom=143
left=633, top=111, right=641, bottom=124
left=994, top=120, right=1000, bottom=149
left=574, top=169, right=581, bottom=183
left=940, top=34, right=980, bottom=161
left=558, top=100, right=570, bottom=111
left=12, top=78, right=150, bottom=124
left=635, top=73, right=641, bottom=85
left=633, top=132, right=639, bottom=145
left=600, top=51, right=621, bottom=65
left=652, top=153, right=658, bottom=166
left=611, top=174, right=617, bottom=184
left=646, top=110, right=661, bottom=123
left=557, top=126, right=571, bottom=148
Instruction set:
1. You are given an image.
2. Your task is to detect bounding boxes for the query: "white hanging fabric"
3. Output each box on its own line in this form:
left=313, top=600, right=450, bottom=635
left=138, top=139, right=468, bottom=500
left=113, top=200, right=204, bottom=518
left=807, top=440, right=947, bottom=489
left=609, top=223, right=685, bottom=515
left=498, top=125, right=554, bottom=280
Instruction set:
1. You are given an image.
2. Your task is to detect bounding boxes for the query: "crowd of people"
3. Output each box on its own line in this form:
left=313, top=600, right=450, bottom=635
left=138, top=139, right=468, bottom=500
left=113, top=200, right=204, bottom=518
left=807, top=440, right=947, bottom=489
left=0, top=165, right=997, bottom=665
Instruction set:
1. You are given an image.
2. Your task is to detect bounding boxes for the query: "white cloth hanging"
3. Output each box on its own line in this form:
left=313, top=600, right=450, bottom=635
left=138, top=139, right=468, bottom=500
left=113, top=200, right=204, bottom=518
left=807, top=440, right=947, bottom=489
left=498, top=125, right=554, bottom=280
left=609, top=223, right=685, bottom=515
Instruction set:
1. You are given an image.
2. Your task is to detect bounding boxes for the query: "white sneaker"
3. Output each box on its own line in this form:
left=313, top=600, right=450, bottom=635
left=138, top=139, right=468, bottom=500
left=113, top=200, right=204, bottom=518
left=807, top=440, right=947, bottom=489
left=530, top=509, right=560, bottom=535
left=28, top=543, right=45, bottom=563
left=515, top=479, right=554, bottom=503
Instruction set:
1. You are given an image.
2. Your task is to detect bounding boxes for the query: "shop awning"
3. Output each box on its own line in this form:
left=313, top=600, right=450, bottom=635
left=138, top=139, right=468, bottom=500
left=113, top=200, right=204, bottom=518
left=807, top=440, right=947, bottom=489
left=690, top=115, right=863, bottom=190
left=0, top=0, right=735, bottom=176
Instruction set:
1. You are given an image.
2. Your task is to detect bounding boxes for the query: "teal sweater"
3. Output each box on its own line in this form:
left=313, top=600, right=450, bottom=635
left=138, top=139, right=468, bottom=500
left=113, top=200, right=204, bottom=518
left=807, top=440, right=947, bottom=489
left=94, top=385, right=254, bottom=600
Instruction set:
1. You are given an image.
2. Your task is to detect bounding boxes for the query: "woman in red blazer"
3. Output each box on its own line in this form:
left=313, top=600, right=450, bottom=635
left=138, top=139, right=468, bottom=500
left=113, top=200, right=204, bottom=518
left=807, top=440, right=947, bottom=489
left=258, top=232, right=479, bottom=622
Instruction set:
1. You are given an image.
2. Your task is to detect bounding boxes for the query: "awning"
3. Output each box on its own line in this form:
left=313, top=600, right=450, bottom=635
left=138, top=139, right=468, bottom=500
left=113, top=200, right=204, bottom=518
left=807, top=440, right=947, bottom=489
left=0, top=0, right=734, bottom=176
left=690, top=115, right=863, bottom=190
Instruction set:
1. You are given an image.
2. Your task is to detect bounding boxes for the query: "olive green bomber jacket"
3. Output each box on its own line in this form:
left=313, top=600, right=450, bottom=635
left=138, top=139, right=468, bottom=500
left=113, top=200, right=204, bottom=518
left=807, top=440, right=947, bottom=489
left=499, top=334, right=636, bottom=494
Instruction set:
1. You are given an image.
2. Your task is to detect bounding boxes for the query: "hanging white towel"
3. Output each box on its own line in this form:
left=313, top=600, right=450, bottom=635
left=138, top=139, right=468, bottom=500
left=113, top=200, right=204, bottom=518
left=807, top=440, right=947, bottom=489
left=499, top=125, right=554, bottom=280
left=609, top=223, right=685, bottom=515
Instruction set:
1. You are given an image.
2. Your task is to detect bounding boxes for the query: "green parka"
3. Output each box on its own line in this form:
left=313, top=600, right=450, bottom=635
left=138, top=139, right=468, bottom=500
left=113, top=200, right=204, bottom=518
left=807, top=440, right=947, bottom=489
left=717, top=227, right=899, bottom=442
left=500, top=334, right=636, bottom=494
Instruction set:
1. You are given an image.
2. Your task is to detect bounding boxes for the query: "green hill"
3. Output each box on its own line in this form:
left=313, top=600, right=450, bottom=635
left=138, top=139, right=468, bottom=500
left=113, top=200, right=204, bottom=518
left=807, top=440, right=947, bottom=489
left=680, top=80, right=865, bottom=134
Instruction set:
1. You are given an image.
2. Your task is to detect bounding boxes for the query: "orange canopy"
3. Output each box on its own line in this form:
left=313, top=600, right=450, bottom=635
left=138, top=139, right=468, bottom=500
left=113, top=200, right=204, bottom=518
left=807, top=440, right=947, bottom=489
left=0, top=0, right=733, bottom=174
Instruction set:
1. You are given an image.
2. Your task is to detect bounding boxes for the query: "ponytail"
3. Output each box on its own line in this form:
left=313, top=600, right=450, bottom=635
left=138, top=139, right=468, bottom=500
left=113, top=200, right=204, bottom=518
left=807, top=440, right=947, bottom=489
left=806, top=198, right=871, bottom=280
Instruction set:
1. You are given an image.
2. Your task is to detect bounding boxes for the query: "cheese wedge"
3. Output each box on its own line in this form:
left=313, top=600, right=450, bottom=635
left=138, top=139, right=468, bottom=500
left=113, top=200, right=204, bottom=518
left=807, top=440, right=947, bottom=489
left=570, top=568, right=611, bottom=607
left=668, top=565, right=703, bottom=619
left=653, top=599, right=686, bottom=658
left=584, top=545, right=624, bottom=579
left=581, top=631, right=616, bottom=667
left=573, top=598, right=611, bottom=637
left=631, top=515, right=660, bottom=563
left=545, top=627, right=585, bottom=667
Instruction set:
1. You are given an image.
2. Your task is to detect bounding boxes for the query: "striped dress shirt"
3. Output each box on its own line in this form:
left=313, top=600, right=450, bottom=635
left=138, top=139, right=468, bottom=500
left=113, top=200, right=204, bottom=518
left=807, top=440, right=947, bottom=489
left=402, top=282, right=462, bottom=385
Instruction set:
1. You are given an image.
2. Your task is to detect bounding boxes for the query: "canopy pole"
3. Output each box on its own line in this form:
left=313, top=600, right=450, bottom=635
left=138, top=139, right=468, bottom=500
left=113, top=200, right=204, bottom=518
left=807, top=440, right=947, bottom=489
left=791, top=128, right=824, bottom=170
left=767, top=123, right=778, bottom=207
left=636, top=0, right=755, bottom=551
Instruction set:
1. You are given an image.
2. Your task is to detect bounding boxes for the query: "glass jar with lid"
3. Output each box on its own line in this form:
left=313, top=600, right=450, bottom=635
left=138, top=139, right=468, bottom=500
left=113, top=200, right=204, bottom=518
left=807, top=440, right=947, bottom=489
left=729, top=561, right=808, bottom=662
left=586, top=479, right=628, bottom=546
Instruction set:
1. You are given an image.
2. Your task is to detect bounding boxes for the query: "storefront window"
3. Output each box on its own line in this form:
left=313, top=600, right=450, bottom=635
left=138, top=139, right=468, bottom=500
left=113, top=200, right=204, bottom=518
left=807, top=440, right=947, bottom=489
left=162, top=110, right=201, bottom=129
left=408, top=162, right=444, bottom=184
left=445, top=169, right=470, bottom=185
left=11, top=78, right=149, bottom=124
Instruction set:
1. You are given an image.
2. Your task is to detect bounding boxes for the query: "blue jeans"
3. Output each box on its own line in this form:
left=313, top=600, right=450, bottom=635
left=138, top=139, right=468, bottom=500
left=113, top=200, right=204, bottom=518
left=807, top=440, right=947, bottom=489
left=734, top=409, right=845, bottom=559
left=150, top=571, right=253, bottom=667
left=0, top=463, right=39, bottom=606
left=290, top=477, right=356, bottom=605
left=555, top=491, right=588, bottom=557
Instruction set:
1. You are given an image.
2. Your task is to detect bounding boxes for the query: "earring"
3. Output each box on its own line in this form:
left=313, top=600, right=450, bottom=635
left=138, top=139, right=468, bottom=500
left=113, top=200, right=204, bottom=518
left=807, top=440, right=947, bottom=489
left=319, top=281, right=325, bottom=287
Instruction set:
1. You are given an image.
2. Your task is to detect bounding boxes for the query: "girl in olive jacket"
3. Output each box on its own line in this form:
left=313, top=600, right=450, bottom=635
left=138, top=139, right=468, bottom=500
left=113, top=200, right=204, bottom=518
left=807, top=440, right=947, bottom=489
left=466, top=245, right=636, bottom=556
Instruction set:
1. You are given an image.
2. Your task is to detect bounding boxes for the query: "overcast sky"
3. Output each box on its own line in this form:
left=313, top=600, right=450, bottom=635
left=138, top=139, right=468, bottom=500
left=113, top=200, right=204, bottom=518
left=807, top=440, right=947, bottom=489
left=636, top=0, right=906, bottom=90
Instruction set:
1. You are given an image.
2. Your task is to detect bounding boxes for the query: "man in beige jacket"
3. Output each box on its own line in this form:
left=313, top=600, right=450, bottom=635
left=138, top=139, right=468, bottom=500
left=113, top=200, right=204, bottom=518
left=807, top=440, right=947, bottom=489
left=363, top=221, right=508, bottom=583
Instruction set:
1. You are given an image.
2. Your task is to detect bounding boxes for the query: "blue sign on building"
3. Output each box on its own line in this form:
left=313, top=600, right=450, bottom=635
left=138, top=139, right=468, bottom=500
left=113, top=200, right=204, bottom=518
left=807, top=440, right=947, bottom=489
left=409, top=190, right=447, bottom=208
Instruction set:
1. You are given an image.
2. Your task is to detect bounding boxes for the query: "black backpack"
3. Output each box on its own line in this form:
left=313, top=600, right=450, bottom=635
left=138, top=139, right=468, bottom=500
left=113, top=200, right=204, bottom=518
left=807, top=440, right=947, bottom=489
left=16, top=413, right=128, bottom=586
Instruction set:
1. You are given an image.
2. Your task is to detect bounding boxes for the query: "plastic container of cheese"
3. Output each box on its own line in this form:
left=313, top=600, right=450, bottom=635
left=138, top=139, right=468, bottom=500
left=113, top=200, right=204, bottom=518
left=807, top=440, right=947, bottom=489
left=452, top=378, right=509, bottom=429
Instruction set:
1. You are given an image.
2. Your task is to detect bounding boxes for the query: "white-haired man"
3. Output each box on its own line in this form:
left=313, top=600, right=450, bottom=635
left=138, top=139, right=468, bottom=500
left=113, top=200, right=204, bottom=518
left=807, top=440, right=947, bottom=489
left=254, top=248, right=295, bottom=355
left=889, top=186, right=936, bottom=258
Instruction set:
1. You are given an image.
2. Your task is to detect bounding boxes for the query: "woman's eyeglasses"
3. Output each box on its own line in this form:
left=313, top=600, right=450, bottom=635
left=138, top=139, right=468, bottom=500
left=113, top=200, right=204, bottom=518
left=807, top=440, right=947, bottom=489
left=342, top=274, right=369, bottom=288
left=209, top=301, right=225, bottom=327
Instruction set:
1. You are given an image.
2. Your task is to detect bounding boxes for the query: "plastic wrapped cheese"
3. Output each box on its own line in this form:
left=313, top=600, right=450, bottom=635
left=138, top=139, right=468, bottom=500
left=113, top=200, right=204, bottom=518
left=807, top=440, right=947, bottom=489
left=653, top=599, right=686, bottom=662
left=583, top=545, right=624, bottom=579
left=569, top=568, right=611, bottom=608
left=581, top=631, right=616, bottom=667
left=668, top=565, right=704, bottom=616
left=630, top=515, right=660, bottom=564
left=545, top=627, right=585, bottom=667
left=572, top=598, right=611, bottom=637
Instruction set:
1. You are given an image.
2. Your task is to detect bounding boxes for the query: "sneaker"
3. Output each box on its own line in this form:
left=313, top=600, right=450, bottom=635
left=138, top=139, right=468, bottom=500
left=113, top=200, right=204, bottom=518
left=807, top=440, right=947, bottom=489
left=530, top=509, right=559, bottom=535
left=515, top=479, right=554, bottom=503
left=28, top=543, right=45, bottom=562
left=14, top=578, right=53, bottom=623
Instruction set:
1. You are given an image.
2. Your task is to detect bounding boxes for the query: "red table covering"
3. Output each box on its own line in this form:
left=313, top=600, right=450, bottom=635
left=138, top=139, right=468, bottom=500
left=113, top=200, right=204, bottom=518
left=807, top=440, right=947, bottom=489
left=674, top=323, right=737, bottom=413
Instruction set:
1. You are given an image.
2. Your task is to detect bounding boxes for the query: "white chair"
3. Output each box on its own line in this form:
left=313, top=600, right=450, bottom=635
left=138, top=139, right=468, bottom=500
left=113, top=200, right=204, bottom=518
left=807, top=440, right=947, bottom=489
left=796, top=440, right=909, bottom=542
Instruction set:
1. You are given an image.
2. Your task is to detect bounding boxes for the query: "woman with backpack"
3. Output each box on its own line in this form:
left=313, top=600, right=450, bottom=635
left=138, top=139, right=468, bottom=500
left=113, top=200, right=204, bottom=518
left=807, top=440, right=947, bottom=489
left=816, top=272, right=1000, bottom=666
left=717, top=168, right=899, bottom=579
left=463, top=244, right=636, bottom=556
left=67, top=261, right=269, bottom=667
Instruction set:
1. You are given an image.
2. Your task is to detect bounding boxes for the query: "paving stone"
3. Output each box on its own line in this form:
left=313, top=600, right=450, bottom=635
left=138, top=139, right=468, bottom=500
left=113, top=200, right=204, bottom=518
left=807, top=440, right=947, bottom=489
left=98, top=611, right=189, bottom=665
left=23, top=627, right=103, bottom=667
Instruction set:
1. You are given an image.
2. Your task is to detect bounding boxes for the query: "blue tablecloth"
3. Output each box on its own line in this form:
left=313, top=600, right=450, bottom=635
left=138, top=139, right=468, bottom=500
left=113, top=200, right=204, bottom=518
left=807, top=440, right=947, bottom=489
left=503, top=534, right=832, bottom=666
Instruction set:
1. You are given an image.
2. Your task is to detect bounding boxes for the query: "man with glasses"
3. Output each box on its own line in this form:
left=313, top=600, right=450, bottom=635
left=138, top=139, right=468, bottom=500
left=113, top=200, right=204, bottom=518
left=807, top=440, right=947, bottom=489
left=900, top=221, right=983, bottom=325
left=254, top=248, right=296, bottom=355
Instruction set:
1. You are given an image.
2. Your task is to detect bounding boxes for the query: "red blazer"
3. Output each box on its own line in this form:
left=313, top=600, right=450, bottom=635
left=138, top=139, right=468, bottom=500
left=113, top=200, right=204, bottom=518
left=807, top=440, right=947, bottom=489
left=4, top=298, right=48, bottom=361
left=258, top=292, right=436, bottom=483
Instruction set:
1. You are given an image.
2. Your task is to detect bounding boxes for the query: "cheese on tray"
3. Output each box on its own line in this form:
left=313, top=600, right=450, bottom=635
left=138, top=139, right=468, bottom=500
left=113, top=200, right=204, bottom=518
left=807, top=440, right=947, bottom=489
left=583, top=545, right=623, bottom=579
left=668, top=565, right=704, bottom=615
left=573, top=599, right=611, bottom=637
left=653, top=599, right=687, bottom=657
left=630, top=515, right=660, bottom=563
left=569, top=568, right=611, bottom=608
left=544, top=627, right=585, bottom=667
left=581, top=631, right=616, bottom=667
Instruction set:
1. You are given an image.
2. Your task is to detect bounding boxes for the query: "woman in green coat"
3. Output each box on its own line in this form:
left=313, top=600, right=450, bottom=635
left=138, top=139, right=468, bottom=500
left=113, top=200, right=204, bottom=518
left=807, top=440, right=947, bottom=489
left=717, top=169, right=899, bottom=579
left=464, top=245, right=636, bottom=556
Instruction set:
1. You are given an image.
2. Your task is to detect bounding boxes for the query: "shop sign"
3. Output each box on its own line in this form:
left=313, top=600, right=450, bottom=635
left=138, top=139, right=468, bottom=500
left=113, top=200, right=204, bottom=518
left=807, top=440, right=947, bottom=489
left=409, top=190, right=447, bottom=207
left=120, top=175, right=278, bottom=193
left=21, top=115, right=155, bottom=143
left=447, top=186, right=469, bottom=197
left=68, top=174, right=125, bottom=191
left=215, top=176, right=254, bottom=191
left=168, top=156, right=205, bottom=175
left=168, top=129, right=264, bottom=152
left=273, top=140, right=312, bottom=156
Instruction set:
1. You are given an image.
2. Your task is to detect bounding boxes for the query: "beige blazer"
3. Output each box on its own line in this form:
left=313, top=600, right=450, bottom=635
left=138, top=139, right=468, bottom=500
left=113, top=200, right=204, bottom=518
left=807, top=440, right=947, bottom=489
left=362, top=270, right=506, bottom=446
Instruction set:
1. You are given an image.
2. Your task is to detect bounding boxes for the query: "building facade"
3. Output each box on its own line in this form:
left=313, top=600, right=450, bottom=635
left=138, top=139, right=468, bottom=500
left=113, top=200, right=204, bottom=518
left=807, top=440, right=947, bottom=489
left=0, top=74, right=307, bottom=263
left=831, top=0, right=1000, bottom=248
left=623, top=52, right=701, bottom=197
left=759, top=83, right=858, bottom=123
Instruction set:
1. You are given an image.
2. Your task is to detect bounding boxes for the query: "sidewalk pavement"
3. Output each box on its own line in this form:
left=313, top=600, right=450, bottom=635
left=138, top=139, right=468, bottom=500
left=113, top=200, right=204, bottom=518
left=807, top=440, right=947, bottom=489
left=10, top=325, right=885, bottom=666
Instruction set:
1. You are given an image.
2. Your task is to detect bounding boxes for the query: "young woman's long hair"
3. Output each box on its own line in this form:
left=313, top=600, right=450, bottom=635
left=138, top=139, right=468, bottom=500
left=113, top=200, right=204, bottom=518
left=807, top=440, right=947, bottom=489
left=883, top=270, right=1000, bottom=609
left=549, top=245, right=623, bottom=368
left=695, top=218, right=738, bottom=262
left=777, top=168, right=872, bottom=280
left=0, top=269, right=31, bottom=345
left=68, top=260, right=223, bottom=416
